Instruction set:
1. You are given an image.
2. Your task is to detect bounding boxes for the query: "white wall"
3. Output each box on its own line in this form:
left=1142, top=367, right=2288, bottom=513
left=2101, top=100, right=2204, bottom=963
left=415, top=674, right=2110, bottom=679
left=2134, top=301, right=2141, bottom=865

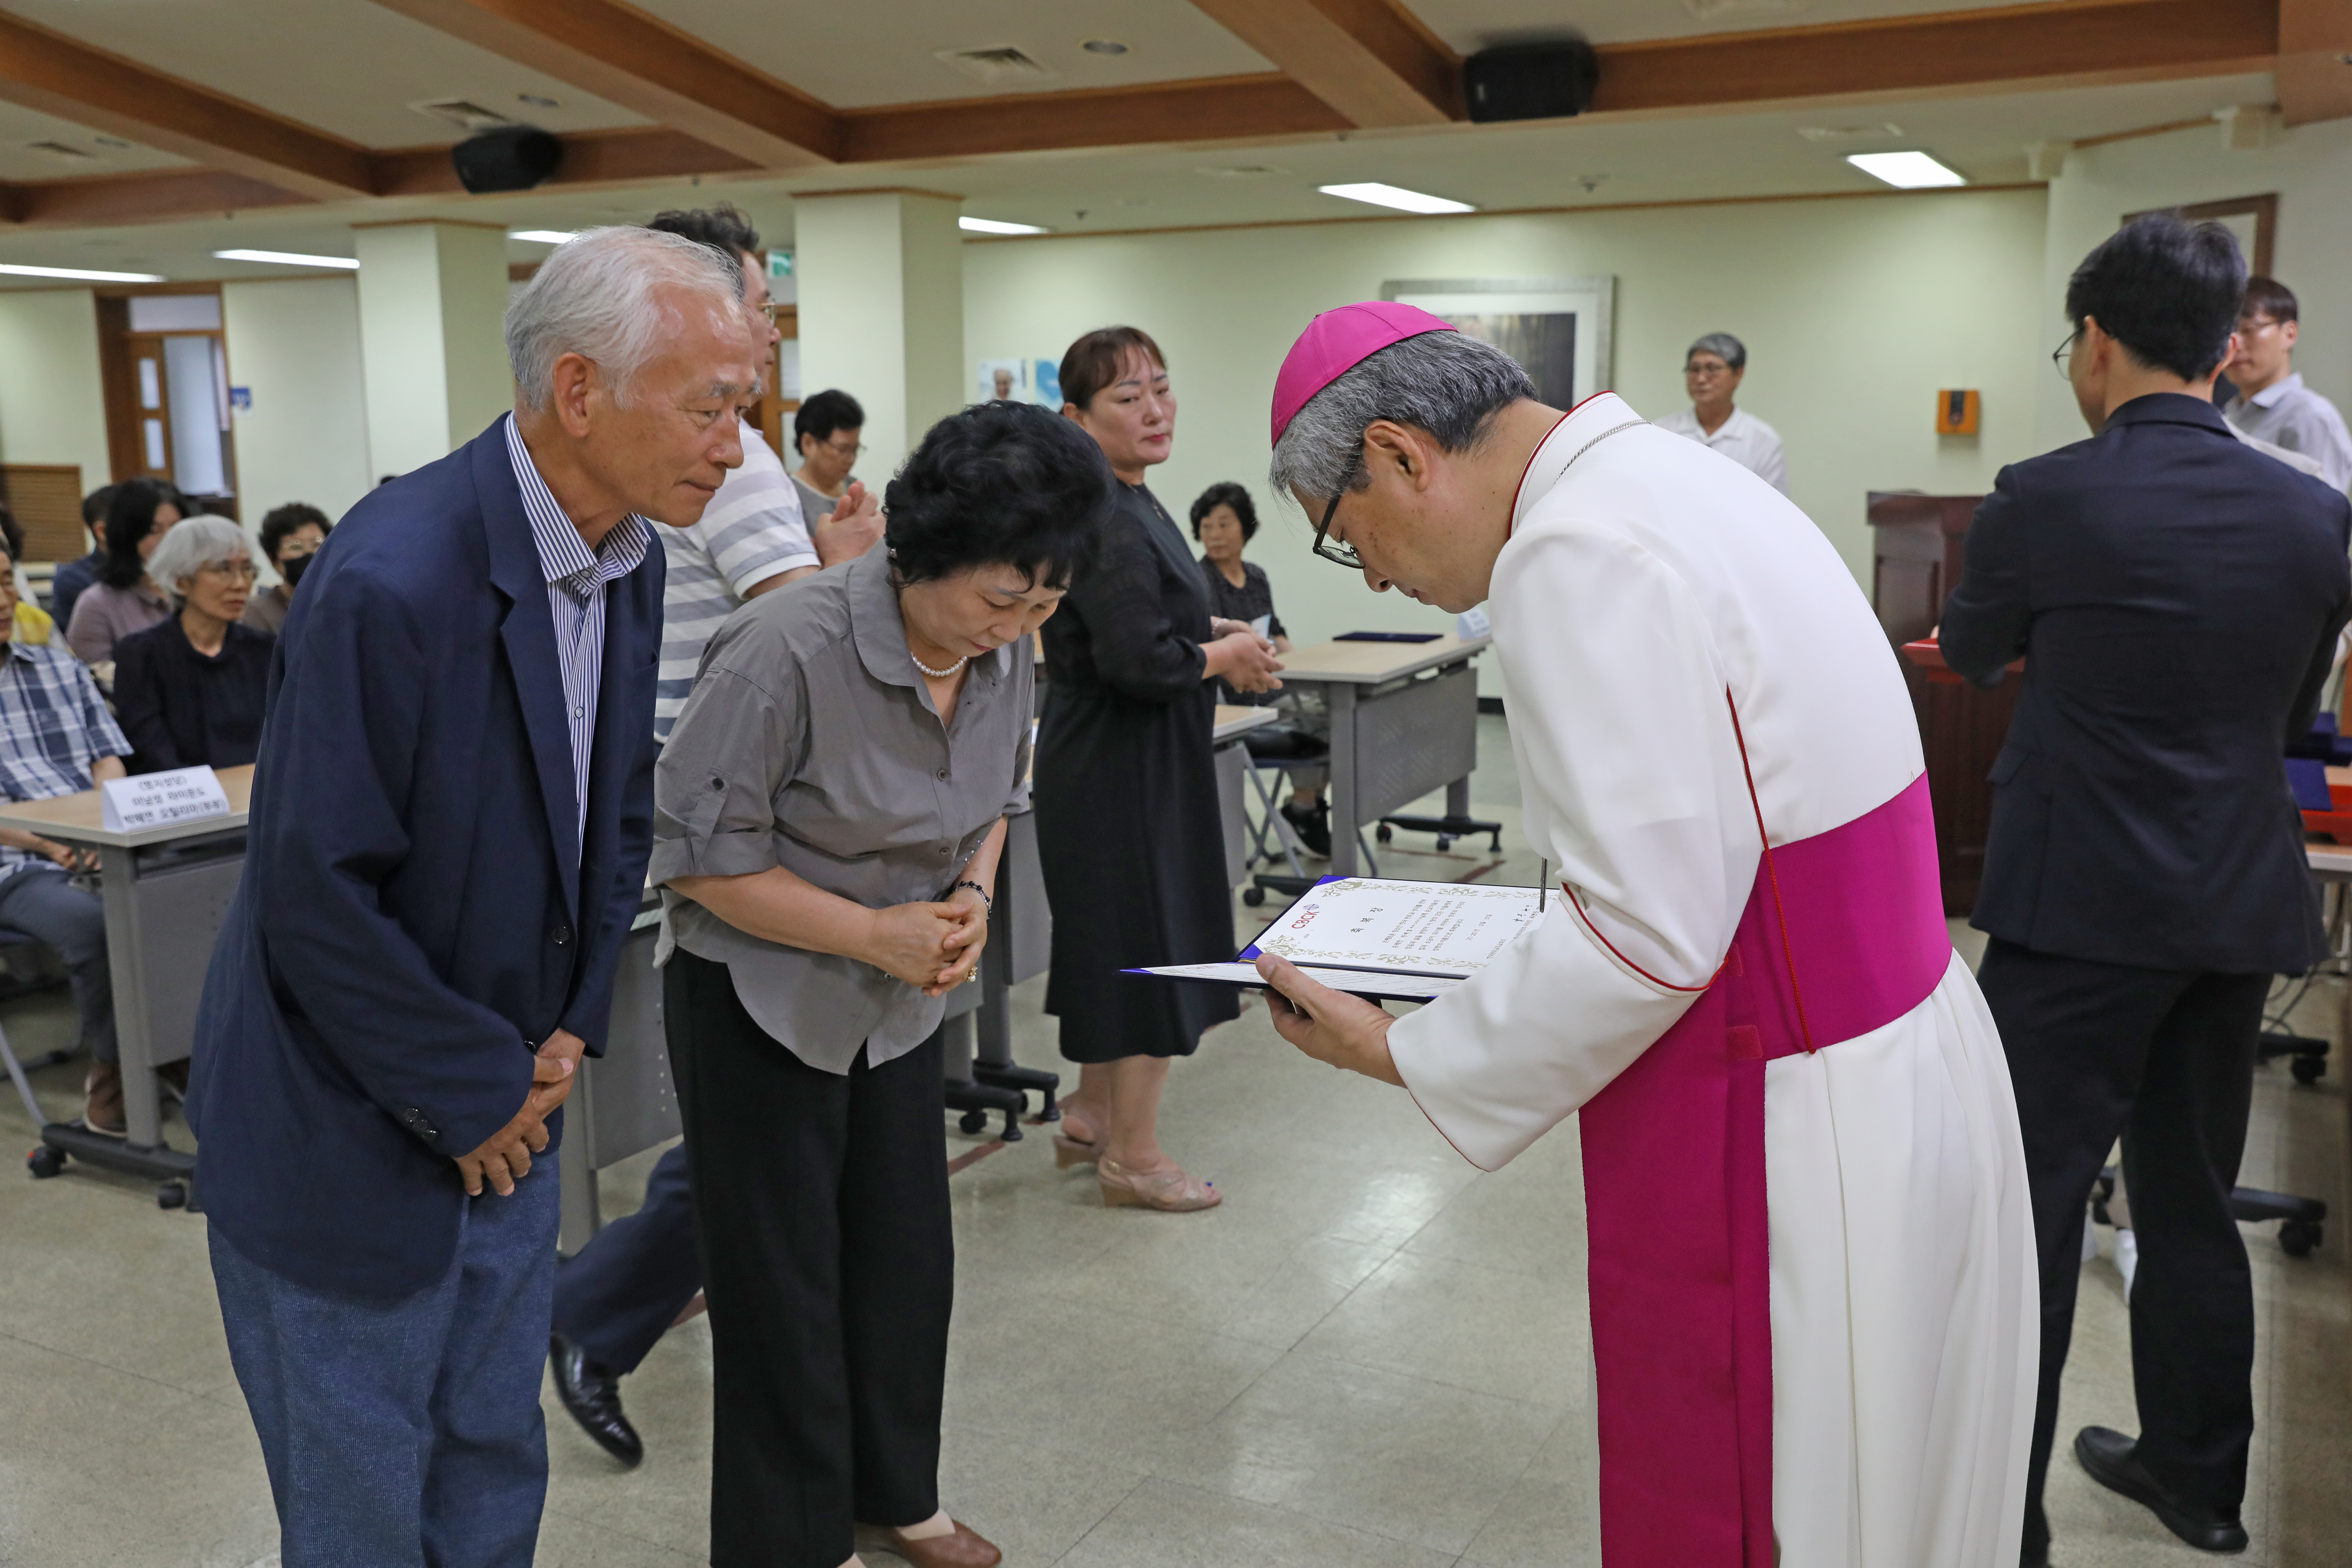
left=2039, top=118, right=2352, bottom=452
left=0, top=288, right=112, bottom=514
left=222, top=276, right=372, bottom=526
left=964, top=188, right=2049, bottom=664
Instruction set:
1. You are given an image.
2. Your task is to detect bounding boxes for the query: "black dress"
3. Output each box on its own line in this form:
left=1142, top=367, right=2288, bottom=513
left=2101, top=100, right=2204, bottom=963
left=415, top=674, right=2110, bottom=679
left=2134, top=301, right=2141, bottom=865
left=1037, top=481, right=1238, bottom=1062
left=110, top=615, right=273, bottom=775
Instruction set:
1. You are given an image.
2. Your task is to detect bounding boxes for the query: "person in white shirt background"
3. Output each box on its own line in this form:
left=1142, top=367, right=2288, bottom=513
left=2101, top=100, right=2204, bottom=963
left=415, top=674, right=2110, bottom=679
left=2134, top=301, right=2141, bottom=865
left=2219, top=276, right=2352, bottom=492
left=1657, top=331, right=1788, bottom=494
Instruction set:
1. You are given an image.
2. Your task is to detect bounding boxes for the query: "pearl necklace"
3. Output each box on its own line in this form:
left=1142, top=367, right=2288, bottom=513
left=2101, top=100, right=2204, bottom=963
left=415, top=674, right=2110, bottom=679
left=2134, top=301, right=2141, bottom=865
left=910, top=649, right=968, bottom=679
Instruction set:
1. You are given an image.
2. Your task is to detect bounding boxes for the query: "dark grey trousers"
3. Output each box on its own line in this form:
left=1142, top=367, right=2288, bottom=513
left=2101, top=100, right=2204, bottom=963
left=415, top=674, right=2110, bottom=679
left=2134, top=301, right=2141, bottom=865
left=0, top=866, right=114, bottom=1063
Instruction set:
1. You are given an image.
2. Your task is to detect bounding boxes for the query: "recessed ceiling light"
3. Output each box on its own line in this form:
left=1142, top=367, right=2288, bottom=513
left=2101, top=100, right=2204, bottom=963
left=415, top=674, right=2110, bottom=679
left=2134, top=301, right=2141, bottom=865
left=1198, top=164, right=1290, bottom=179
left=960, top=216, right=1050, bottom=235
left=1846, top=150, right=1966, bottom=188
left=508, top=230, right=578, bottom=245
left=1317, top=182, right=1475, bottom=215
left=0, top=262, right=166, bottom=282
left=1081, top=38, right=1130, bottom=55
left=213, top=249, right=360, bottom=269
left=1798, top=123, right=1905, bottom=144
left=518, top=93, right=560, bottom=108
left=92, top=135, right=132, bottom=149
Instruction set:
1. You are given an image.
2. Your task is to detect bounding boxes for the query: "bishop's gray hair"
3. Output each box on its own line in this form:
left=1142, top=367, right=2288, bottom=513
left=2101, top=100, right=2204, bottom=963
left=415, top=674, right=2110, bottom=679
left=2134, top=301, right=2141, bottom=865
left=1269, top=329, right=1534, bottom=504
left=1686, top=331, right=1748, bottom=371
left=505, top=226, right=748, bottom=411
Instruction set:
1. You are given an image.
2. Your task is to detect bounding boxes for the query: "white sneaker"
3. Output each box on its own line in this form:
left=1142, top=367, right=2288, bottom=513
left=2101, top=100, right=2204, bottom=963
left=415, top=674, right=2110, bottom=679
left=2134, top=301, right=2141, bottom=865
left=2114, top=1228, right=2138, bottom=1298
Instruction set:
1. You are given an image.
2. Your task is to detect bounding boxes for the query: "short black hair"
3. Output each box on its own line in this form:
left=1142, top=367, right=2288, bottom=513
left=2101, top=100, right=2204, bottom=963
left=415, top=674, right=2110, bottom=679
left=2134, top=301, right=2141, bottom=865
left=2242, top=275, right=2298, bottom=324
left=796, top=389, right=864, bottom=450
left=2065, top=213, right=2246, bottom=382
left=1189, top=481, right=1258, bottom=542
left=646, top=203, right=761, bottom=279
left=80, top=484, right=115, bottom=530
left=259, top=502, right=331, bottom=564
left=101, top=478, right=187, bottom=589
left=884, top=401, right=1108, bottom=591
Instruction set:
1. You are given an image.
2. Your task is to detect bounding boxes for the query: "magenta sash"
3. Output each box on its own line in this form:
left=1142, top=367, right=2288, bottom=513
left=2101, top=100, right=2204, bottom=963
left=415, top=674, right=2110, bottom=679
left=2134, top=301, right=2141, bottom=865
left=1576, top=769, right=1949, bottom=1566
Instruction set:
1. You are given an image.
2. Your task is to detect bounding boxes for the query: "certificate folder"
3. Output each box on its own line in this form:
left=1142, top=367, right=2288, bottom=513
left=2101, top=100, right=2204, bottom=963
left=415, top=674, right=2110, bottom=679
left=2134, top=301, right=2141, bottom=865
left=1125, top=874, right=1545, bottom=1003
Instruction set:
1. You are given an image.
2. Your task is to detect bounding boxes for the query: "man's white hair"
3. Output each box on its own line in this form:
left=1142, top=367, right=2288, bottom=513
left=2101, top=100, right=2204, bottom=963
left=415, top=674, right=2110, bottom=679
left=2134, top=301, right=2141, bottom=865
left=147, top=514, right=255, bottom=600
left=1268, top=330, right=1534, bottom=505
left=505, top=226, right=748, bottom=410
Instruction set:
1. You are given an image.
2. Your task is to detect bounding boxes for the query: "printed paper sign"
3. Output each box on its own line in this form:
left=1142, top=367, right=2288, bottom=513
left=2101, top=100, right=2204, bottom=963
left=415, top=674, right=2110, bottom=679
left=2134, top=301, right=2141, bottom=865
left=101, top=765, right=232, bottom=832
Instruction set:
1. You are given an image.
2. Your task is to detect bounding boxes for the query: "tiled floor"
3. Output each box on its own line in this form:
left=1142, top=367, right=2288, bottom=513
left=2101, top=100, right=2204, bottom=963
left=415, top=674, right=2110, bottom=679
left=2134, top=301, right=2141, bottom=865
left=1, top=716, right=2346, bottom=1566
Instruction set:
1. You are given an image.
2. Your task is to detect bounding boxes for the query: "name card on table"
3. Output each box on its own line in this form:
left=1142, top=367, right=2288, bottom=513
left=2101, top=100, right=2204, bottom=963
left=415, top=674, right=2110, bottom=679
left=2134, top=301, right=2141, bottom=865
left=101, top=765, right=232, bottom=832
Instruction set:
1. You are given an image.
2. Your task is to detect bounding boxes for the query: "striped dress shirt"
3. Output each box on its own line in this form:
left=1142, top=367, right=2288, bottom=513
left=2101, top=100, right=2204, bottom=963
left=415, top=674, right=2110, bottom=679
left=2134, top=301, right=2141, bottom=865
left=503, top=415, right=653, bottom=858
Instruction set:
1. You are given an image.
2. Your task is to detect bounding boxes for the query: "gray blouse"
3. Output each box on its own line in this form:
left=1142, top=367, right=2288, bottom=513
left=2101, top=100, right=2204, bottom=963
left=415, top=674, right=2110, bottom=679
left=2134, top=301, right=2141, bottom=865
left=650, top=547, right=1033, bottom=1073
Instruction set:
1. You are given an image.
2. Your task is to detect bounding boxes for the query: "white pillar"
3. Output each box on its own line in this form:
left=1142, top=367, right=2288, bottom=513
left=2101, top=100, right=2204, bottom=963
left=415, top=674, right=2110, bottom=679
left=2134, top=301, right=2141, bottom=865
left=793, top=190, right=965, bottom=480
left=352, top=220, right=512, bottom=480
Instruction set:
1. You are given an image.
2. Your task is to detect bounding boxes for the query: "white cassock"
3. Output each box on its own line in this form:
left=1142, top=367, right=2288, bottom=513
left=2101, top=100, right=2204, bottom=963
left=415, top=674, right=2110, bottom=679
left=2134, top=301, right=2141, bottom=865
left=1386, top=393, right=2035, bottom=1568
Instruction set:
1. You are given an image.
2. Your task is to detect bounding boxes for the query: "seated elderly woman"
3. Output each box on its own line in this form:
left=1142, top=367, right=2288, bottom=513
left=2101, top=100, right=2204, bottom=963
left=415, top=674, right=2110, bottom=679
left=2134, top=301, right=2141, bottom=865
left=653, top=398, right=1107, bottom=1568
left=111, top=515, right=271, bottom=775
left=66, top=477, right=186, bottom=667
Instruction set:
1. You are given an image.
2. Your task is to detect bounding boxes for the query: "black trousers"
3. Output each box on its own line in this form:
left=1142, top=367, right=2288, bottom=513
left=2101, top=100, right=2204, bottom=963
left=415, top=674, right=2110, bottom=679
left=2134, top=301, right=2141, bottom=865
left=1975, top=937, right=2267, bottom=1539
left=550, top=1141, right=702, bottom=1378
left=666, top=952, right=953, bottom=1568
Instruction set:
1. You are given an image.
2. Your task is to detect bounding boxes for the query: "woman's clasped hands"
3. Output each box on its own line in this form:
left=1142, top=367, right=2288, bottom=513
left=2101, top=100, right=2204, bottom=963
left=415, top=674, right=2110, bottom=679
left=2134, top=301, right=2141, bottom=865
left=862, top=885, right=991, bottom=997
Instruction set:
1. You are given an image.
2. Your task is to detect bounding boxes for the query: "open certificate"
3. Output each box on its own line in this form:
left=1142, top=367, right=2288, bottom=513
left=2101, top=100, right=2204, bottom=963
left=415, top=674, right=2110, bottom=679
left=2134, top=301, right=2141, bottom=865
left=1126, top=876, right=1545, bottom=1003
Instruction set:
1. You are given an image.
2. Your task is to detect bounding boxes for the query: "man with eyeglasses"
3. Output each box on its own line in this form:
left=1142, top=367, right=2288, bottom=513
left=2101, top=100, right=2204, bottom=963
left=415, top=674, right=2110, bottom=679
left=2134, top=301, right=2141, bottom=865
left=1657, top=331, right=1787, bottom=494
left=792, top=388, right=867, bottom=525
left=1252, top=300, right=2036, bottom=1568
left=2218, top=276, right=2352, bottom=491
left=1949, top=216, right=2351, bottom=1564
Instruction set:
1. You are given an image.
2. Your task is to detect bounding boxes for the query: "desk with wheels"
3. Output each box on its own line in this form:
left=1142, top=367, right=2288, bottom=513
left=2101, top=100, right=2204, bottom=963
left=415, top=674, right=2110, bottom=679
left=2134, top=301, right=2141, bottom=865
left=0, top=765, right=254, bottom=1209
left=556, top=888, right=676, bottom=1253
left=1258, top=634, right=1495, bottom=882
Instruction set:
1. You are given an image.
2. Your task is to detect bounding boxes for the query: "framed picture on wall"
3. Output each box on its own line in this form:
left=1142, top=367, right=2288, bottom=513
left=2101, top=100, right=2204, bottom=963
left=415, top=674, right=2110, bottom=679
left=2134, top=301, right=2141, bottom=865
left=2124, top=193, right=2276, bottom=276
left=1381, top=276, right=1616, bottom=407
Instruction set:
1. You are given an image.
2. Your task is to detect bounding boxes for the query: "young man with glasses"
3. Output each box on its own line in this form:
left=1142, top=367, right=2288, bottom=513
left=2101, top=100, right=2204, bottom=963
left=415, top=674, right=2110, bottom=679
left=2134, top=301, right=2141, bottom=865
left=1951, top=216, right=2351, bottom=1563
left=2218, top=276, right=2352, bottom=490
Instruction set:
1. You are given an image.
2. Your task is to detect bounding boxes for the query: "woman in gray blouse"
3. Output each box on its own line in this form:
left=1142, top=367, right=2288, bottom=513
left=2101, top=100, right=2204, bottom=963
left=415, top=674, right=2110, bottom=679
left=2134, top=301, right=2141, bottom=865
left=651, top=401, right=1110, bottom=1568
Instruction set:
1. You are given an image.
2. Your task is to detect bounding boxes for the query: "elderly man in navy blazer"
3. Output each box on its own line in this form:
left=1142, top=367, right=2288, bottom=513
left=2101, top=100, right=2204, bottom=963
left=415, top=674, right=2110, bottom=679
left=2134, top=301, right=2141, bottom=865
left=187, top=226, right=762, bottom=1567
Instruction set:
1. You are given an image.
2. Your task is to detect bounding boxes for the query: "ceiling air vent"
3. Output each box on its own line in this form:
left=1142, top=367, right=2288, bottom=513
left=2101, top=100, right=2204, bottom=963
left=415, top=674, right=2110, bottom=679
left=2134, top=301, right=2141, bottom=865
left=1796, top=123, right=1907, bottom=144
left=935, top=46, right=1058, bottom=85
left=1683, top=0, right=1806, bottom=18
left=27, top=141, right=97, bottom=162
left=408, top=98, right=518, bottom=133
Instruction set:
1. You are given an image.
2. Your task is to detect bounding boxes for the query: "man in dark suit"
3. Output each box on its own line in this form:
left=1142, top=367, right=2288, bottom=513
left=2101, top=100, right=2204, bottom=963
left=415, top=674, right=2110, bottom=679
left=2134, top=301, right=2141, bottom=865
left=187, top=226, right=763, bottom=1568
left=1944, top=214, right=2352, bottom=1564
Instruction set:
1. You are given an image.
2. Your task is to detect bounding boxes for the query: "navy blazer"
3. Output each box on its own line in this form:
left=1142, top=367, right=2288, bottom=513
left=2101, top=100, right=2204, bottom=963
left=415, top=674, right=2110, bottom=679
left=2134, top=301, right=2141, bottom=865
left=188, top=419, right=662, bottom=1300
left=1942, top=393, right=2352, bottom=974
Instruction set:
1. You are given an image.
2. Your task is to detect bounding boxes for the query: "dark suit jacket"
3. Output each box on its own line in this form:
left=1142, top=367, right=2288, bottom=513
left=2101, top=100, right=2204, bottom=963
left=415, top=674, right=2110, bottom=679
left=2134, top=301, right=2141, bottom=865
left=187, top=419, right=662, bottom=1300
left=1942, top=393, right=2352, bottom=974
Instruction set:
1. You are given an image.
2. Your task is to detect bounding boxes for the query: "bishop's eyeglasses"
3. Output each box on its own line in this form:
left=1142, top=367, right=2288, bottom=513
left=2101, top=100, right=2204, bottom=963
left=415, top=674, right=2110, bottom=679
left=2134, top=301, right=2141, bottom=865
left=1311, top=451, right=1364, bottom=569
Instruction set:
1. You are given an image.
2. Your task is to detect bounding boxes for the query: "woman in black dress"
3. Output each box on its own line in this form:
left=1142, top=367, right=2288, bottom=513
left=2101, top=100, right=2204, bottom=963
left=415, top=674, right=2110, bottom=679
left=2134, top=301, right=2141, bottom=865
left=1039, top=327, right=1283, bottom=1211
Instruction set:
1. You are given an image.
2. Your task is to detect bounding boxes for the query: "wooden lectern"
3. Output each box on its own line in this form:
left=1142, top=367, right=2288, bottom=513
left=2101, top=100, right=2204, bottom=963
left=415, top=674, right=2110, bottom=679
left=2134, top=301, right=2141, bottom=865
left=1868, top=492, right=2019, bottom=916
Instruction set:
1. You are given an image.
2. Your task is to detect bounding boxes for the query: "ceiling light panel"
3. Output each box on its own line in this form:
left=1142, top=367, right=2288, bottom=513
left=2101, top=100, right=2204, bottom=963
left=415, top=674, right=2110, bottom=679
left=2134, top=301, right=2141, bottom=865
left=0, top=262, right=166, bottom=283
left=960, top=217, right=1051, bottom=235
left=1845, top=150, right=1966, bottom=188
left=214, top=249, right=360, bottom=269
left=509, top=230, right=578, bottom=244
left=1317, top=182, right=1475, bottom=214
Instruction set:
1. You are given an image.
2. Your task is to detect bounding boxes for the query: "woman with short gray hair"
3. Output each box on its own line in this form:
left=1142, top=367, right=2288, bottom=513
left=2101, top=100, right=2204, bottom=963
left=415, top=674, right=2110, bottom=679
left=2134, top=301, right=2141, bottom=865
left=111, top=512, right=272, bottom=774
left=1658, top=330, right=1788, bottom=493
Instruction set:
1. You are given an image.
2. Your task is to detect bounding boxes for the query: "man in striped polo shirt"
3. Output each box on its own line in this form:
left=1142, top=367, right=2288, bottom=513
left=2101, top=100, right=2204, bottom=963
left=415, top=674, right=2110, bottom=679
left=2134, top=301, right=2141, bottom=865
left=549, top=204, right=882, bottom=1466
left=641, top=204, right=883, bottom=745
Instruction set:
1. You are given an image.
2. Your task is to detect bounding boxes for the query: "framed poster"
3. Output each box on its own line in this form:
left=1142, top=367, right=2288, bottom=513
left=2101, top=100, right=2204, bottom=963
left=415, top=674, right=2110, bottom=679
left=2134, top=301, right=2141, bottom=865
left=1382, top=276, right=1616, bottom=406
left=975, top=357, right=1029, bottom=403
left=2124, top=193, right=2275, bottom=276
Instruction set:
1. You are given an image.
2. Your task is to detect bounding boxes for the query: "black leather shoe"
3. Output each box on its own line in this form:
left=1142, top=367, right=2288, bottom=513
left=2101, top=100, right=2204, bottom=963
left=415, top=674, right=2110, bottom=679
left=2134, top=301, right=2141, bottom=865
left=2073, top=1426, right=2246, bottom=1553
left=550, top=1334, right=643, bottom=1468
left=1280, top=799, right=1332, bottom=858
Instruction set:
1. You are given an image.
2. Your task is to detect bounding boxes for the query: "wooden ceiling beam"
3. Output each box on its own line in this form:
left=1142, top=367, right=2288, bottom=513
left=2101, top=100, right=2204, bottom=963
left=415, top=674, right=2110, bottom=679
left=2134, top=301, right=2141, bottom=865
left=839, top=75, right=1349, bottom=163
left=2275, top=0, right=2352, bottom=124
left=1589, top=0, right=2281, bottom=117
left=0, top=10, right=377, bottom=200
left=362, top=0, right=840, bottom=167
left=1184, top=0, right=1461, bottom=126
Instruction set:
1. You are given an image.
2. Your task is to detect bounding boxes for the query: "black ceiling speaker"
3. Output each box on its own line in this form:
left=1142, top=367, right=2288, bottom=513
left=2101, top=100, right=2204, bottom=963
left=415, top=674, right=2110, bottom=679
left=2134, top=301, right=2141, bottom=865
left=1463, top=40, right=1601, bottom=123
left=451, top=125, right=564, bottom=194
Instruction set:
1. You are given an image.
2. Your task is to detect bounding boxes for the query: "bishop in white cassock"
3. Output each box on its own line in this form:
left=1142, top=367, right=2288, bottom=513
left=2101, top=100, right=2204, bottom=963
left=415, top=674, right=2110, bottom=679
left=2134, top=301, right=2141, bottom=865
left=1256, top=303, right=2036, bottom=1568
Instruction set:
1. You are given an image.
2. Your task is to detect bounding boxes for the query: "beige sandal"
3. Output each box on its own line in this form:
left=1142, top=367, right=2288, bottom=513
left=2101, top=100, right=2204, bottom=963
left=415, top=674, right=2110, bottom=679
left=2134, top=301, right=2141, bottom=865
left=1097, top=1157, right=1221, bottom=1212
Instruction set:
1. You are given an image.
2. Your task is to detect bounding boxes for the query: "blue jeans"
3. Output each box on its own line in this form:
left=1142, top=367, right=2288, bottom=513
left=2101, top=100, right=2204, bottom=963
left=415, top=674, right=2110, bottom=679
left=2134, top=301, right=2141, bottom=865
left=209, top=1156, right=560, bottom=1568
